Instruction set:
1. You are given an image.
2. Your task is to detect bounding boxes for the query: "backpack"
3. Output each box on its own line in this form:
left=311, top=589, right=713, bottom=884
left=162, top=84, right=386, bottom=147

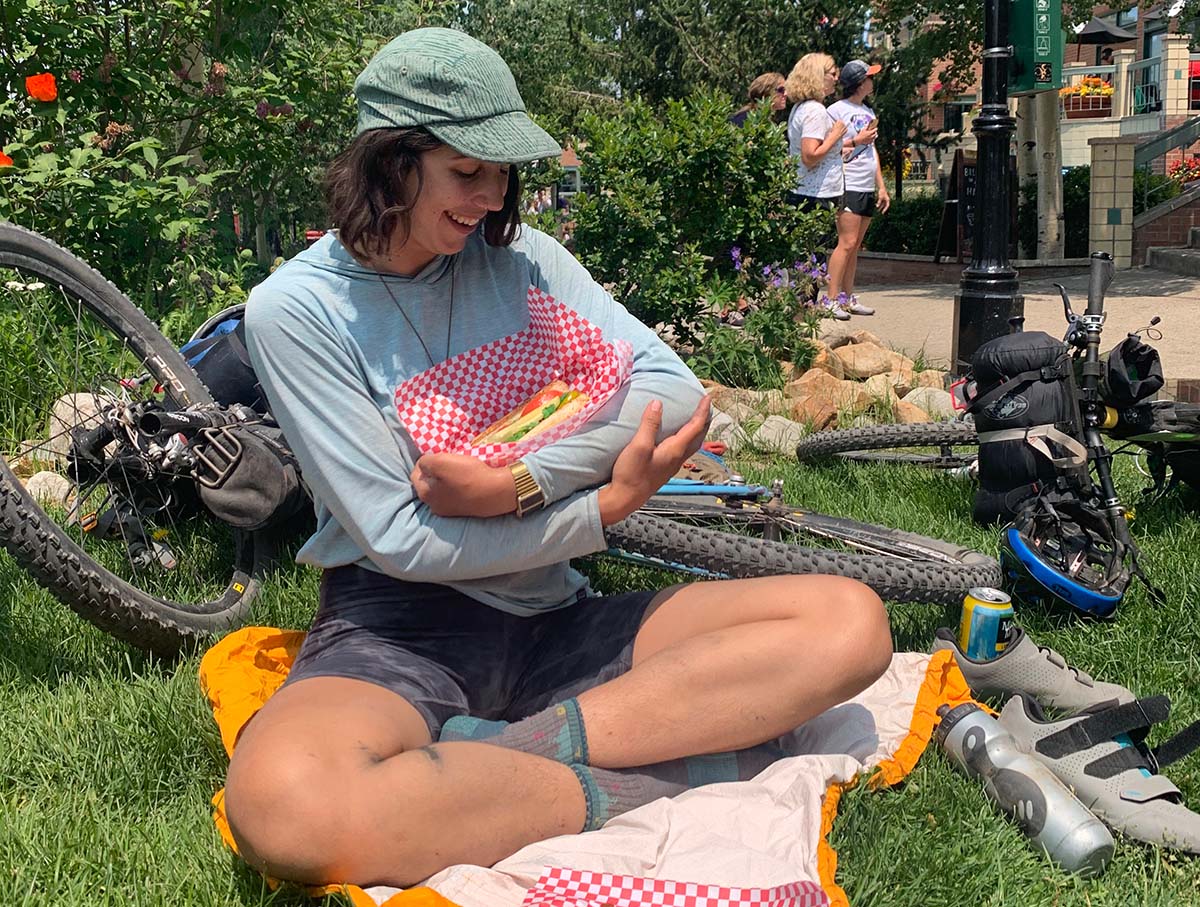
left=179, top=304, right=310, bottom=530
left=966, top=330, right=1089, bottom=525
left=181, top=304, right=267, bottom=412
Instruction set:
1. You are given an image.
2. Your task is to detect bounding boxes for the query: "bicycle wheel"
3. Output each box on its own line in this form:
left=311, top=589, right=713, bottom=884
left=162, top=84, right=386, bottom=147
left=794, top=421, right=979, bottom=469
left=0, top=222, right=262, bottom=655
left=606, top=498, right=1001, bottom=606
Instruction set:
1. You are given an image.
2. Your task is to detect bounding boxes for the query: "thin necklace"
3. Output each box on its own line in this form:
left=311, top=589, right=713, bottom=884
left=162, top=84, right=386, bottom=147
left=377, top=258, right=455, bottom=368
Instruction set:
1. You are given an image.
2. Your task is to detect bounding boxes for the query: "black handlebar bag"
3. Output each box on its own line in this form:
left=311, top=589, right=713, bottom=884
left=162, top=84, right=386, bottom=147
left=967, top=331, right=1088, bottom=525
left=1101, top=336, right=1163, bottom=409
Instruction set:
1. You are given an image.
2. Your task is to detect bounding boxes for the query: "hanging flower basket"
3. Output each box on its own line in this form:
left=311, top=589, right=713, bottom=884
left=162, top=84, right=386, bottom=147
left=1061, top=77, right=1114, bottom=118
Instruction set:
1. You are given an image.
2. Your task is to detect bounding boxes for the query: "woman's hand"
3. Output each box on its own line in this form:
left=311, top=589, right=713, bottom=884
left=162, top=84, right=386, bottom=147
left=411, top=453, right=516, bottom=518
left=598, top=396, right=712, bottom=526
left=877, top=188, right=891, bottom=214
left=828, top=120, right=848, bottom=143
left=855, top=123, right=878, bottom=146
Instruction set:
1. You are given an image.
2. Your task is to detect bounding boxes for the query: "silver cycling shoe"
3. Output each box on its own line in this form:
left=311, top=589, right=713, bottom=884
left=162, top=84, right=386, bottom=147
left=932, top=625, right=1134, bottom=712
left=998, top=693, right=1200, bottom=854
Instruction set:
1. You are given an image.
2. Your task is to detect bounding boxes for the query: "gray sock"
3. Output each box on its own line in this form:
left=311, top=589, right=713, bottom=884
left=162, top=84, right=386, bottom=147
left=570, top=764, right=688, bottom=831
left=439, top=698, right=588, bottom=764
left=633, top=740, right=789, bottom=787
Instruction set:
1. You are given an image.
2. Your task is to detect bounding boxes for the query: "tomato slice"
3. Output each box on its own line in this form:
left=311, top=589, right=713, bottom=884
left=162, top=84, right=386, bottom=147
left=520, top=388, right=564, bottom=417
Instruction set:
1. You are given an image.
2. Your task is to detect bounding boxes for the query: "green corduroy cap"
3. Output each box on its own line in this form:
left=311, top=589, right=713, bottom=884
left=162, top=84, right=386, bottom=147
left=354, top=27, right=562, bottom=164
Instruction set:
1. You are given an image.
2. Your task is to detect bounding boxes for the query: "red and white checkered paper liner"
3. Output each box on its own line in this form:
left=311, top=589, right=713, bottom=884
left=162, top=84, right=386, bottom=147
left=394, top=286, right=633, bottom=467
left=521, top=868, right=829, bottom=907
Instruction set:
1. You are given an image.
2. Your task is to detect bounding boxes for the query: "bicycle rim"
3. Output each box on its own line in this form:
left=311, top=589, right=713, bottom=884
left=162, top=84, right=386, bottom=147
left=0, top=224, right=259, bottom=653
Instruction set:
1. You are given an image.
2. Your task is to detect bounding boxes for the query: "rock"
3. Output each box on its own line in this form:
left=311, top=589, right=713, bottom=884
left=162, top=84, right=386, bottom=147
left=790, top=397, right=838, bottom=431
left=863, top=373, right=900, bottom=408
left=809, top=342, right=845, bottom=379
left=779, top=360, right=796, bottom=382
left=824, top=331, right=854, bottom=349
left=785, top=369, right=871, bottom=412
left=751, top=415, right=808, bottom=453
left=833, top=342, right=896, bottom=380
left=24, top=470, right=73, bottom=506
left=903, top=387, right=956, bottom=420
left=885, top=349, right=917, bottom=374
left=914, top=369, right=948, bottom=390
left=895, top=401, right=931, bottom=423
left=884, top=368, right=915, bottom=398
left=47, top=393, right=105, bottom=458
left=705, top=409, right=750, bottom=454
left=784, top=367, right=844, bottom=399
left=848, top=329, right=883, bottom=347
left=705, top=385, right=789, bottom=417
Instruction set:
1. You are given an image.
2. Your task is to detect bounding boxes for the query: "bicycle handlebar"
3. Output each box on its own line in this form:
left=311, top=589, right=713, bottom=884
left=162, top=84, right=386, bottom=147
left=1086, top=252, right=1115, bottom=316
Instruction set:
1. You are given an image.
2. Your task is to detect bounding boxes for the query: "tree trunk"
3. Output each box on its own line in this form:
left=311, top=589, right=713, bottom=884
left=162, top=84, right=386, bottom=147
left=1035, top=90, right=1064, bottom=260
left=1015, top=96, right=1037, bottom=258
left=893, top=149, right=904, bottom=202
left=254, top=191, right=272, bottom=267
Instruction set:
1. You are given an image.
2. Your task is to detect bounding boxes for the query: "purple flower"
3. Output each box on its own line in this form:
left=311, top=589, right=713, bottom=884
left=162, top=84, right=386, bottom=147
left=771, top=276, right=783, bottom=287
left=730, top=246, right=742, bottom=261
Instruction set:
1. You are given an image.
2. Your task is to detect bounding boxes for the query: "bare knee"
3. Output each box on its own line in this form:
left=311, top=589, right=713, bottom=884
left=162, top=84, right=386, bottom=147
left=814, top=576, right=893, bottom=686
left=225, top=743, right=355, bottom=883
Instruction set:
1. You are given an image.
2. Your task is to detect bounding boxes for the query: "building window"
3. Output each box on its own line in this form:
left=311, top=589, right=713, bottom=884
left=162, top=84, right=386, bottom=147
left=942, top=102, right=971, bottom=132
left=1116, top=8, right=1138, bottom=28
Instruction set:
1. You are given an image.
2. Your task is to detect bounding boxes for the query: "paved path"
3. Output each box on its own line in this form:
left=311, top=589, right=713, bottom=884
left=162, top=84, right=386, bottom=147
left=825, top=266, right=1200, bottom=380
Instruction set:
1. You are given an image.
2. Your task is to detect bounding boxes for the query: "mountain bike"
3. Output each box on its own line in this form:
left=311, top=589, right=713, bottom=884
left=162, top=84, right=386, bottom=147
left=794, top=266, right=1200, bottom=498
left=0, top=222, right=998, bottom=656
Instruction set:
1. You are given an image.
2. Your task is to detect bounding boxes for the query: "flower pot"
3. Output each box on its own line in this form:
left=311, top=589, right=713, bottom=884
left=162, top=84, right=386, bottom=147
left=1062, top=95, right=1112, bottom=119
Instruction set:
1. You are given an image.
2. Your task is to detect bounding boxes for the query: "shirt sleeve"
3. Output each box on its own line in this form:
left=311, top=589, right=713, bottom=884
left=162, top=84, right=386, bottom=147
left=245, top=285, right=609, bottom=583
left=514, top=228, right=708, bottom=505
left=800, top=102, right=830, bottom=141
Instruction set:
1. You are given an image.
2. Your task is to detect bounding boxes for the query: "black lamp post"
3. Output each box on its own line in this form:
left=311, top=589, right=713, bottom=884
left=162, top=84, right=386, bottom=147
left=951, top=0, right=1024, bottom=374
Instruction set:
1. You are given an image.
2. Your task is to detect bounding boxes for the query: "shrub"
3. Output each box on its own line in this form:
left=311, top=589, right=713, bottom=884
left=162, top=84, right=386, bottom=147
left=863, top=195, right=944, bottom=255
left=571, top=92, right=830, bottom=344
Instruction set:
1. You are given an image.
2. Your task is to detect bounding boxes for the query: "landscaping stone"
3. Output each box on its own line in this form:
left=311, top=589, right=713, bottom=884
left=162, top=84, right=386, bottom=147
left=848, top=329, right=883, bottom=347
left=705, top=409, right=750, bottom=454
left=47, top=393, right=104, bottom=458
left=809, top=342, right=845, bottom=379
left=884, top=368, right=915, bottom=397
left=903, top=386, right=956, bottom=420
left=785, top=369, right=872, bottom=412
left=914, top=369, right=948, bottom=390
left=751, top=415, right=807, bottom=453
left=894, top=400, right=932, bottom=423
left=863, top=373, right=900, bottom=408
left=833, top=341, right=896, bottom=380
left=790, top=397, right=838, bottom=431
left=24, top=470, right=72, bottom=506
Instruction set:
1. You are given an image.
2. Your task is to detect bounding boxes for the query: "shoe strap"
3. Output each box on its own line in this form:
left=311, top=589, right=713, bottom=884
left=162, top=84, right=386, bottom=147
left=1153, top=715, right=1200, bottom=770
left=1036, top=695, right=1171, bottom=760
left=1038, top=645, right=1095, bottom=685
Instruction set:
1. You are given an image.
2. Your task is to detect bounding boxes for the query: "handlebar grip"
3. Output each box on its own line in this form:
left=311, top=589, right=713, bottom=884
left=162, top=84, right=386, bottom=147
left=1086, top=252, right=1114, bottom=316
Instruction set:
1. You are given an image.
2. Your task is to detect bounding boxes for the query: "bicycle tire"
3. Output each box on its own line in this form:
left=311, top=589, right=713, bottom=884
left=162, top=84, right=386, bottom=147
left=606, top=510, right=1001, bottom=606
left=0, top=222, right=262, bottom=655
left=794, top=420, right=979, bottom=469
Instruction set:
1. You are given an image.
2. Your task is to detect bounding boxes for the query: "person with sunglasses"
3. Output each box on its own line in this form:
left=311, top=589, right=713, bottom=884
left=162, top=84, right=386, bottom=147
left=729, top=72, right=788, bottom=127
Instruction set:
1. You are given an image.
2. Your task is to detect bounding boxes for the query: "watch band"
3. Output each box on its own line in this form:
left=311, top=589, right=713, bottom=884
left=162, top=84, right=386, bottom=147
left=509, top=460, right=546, bottom=518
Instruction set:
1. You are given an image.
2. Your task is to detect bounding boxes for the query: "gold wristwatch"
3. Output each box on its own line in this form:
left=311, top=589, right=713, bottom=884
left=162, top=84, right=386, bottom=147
left=509, top=460, right=546, bottom=517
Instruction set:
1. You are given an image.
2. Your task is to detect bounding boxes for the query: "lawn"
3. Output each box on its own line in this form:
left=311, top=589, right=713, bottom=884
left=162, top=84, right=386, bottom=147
left=2, top=454, right=1199, bottom=906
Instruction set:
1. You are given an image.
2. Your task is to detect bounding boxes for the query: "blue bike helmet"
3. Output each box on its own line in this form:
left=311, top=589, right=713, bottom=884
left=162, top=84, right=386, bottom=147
left=999, top=494, right=1128, bottom=619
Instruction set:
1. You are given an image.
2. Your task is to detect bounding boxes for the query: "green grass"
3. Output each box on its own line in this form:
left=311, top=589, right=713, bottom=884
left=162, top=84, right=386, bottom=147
left=2, top=455, right=1200, bottom=905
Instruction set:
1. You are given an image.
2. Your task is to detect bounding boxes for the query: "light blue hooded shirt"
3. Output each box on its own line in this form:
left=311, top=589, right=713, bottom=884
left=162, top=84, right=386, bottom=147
left=244, top=226, right=705, bottom=616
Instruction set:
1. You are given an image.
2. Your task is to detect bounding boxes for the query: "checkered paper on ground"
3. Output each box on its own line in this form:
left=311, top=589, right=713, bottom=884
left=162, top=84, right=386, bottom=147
left=520, top=867, right=829, bottom=907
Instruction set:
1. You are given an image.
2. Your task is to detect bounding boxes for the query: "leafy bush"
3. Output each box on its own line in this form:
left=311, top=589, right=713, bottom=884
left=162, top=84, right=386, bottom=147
left=863, top=194, right=944, bottom=255
left=1017, top=167, right=1090, bottom=259
left=571, top=93, right=830, bottom=344
left=686, top=322, right=787, bottom=389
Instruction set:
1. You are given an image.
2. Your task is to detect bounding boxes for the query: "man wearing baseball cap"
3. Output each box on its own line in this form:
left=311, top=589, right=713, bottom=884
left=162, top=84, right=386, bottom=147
left=827, top=59, right=891, bottom=317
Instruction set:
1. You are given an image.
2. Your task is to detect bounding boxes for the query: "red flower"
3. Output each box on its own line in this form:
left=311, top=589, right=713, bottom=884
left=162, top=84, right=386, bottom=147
left=26, top=72, right=58, bottom=102
left=0, top=151, right=12, bottom=167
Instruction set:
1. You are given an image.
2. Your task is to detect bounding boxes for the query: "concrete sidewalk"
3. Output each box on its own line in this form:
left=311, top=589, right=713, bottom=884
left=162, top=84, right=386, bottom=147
left=826, top=266, right=1200, bottom=383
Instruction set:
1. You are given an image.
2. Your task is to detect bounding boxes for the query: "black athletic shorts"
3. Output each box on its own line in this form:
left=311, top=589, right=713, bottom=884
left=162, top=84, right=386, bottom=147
left=840, top=190, right=877, bottom=218
left=786, top=191, right=838, bottom=214
left=281, top=565, right=661, bottom=738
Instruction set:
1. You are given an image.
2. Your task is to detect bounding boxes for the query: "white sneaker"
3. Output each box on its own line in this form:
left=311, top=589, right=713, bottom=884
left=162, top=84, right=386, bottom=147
left=846, top=295, right=875, bottom=316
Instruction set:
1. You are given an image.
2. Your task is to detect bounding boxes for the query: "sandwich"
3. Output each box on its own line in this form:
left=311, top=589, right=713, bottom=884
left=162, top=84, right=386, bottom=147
left=471, top=380, right=590, bottom=445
